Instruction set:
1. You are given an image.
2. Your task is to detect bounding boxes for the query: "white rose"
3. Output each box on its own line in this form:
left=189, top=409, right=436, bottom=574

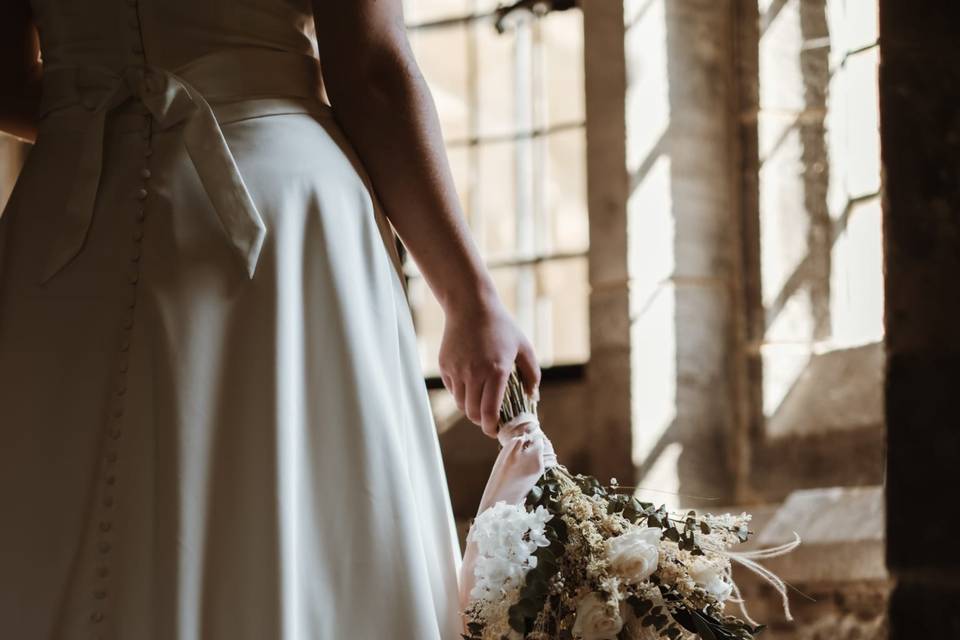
left=690, top=558, right=733, bottom=603
left=606, top=527, right=661, bottom=583
left=572, top=592, right=624, bottom=640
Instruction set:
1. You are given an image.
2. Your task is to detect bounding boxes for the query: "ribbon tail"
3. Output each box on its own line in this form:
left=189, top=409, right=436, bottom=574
left=39, top=108, right=110, bottom=284
left=181, top=90, right=266, bottom=280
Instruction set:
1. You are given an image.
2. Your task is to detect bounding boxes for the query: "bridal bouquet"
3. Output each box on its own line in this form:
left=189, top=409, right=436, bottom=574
left=459, top=371, right=799, bottom=640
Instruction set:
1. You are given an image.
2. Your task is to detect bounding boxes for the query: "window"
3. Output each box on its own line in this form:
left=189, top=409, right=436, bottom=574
left=402, top=0, right=590, bottom=378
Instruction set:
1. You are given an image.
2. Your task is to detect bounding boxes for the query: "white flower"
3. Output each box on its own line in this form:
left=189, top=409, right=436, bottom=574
left=467, top=501, right=552, bottom=604
left=690, top=558, right=733, bottom=603
left=605, top=527, right=660, bottom=583
left=572, top=592, right=623, bottom=640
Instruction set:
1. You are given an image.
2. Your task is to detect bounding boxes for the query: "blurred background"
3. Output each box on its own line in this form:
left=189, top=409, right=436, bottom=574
left=4, top=1, right=957, bottom=638
left=406, top=0, right=889, bottom=638
left=401, top=1, right=886, bottom=637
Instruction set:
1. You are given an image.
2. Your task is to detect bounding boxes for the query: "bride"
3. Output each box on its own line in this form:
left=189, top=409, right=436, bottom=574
left=0, top=0, right=540, bottom=638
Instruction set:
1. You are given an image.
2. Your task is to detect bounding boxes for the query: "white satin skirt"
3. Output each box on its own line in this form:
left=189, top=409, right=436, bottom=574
left=0, top=93, right=463, bottom=639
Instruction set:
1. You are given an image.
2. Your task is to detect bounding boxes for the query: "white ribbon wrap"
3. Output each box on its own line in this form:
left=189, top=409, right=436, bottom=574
left=458, top=412, right=558, bottom=613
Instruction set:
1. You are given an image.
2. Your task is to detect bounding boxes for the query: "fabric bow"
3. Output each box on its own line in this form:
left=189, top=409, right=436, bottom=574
left=39, top=63, right=266, bottom=283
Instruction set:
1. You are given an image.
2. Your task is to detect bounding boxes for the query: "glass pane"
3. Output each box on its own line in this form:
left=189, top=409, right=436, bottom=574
left=477, top=141, right=517, bottom=259
left=404, top=0, right=469, bottom=25
left=542, top=128, right=588, bottom=254
left=410, top=25, right=470, bottom=140
left=490, top=266, right=520, bottom=318
left=476, top=21, right=518, bottom=138
left=540, top=10, right=585, bottom=126
left=534, top=257, right=590, bottom=366
left=409, top=258, right=589, bottom=376
left=471, top=0, right=501, bottom=15
left=409, top=266, right=521, bottom=376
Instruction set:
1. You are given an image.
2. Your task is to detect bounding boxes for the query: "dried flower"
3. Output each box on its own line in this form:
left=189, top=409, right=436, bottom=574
left=571, top=592, right=623, bottom=640
left=689, top=557, right=733, bottom=603
left=467, top=501, right=552, bottom=603
left=605, top=527, right=661, bottom=584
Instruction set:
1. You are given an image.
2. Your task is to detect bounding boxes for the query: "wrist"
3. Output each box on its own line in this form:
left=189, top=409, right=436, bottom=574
left=437, top=270, right=500, bottom=316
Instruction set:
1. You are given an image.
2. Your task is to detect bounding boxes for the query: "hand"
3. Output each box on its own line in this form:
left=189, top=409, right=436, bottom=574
left=438, top=297, right=541, bottom=438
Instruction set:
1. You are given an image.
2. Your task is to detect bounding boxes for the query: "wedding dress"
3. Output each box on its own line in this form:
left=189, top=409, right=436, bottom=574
left=0, top=1, right=463, bottom=638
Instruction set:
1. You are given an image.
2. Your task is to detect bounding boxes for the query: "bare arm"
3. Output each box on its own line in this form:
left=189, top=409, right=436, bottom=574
left=311, top=0, right=541, bottom=436
left=0, top=0, right=42, bottom=142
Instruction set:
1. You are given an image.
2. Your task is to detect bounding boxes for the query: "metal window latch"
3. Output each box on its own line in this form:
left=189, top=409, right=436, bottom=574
left=494, top=0, right=579, bottom=33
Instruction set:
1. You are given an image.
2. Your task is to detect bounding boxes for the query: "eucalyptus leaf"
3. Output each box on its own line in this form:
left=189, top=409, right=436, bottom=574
left=526, top=485, right=543, bottom=505
left=507, top=608, right=526, bottom=633
left=627, top=595, right=653, bottom=618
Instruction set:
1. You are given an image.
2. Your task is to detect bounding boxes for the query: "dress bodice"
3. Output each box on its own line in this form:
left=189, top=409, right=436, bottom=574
left=26, top=0, right=329, bottom=285
left=30, top=0, right=319, bottom=72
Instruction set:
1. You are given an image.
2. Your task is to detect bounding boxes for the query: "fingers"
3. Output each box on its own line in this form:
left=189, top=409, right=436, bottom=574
left=441, top=372, right=453, bottom=395
left=480, top=367, right=509, bottom=438
left=516, top=341, right=541, bottom=399
left=448, top=375, right=466, bottom=412
left=465, top=374, right=484, bottom=433
left=441, top=368, right=473, bottom=427
left=444, top=365, right=508, bottom=440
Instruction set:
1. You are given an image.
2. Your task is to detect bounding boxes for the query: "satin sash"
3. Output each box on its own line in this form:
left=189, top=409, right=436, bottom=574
left=36, top=48, right=323, bottom=283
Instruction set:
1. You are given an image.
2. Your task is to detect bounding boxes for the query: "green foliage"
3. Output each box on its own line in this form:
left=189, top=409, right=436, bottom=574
left=508, top=473, right=570, bottom=635
left=608, top=492, right=655, bottom=525
left=572, top=472, right=608, bottom=499
left=640, top=605, right=669, bottom=630
left=645, top=504, right=672, bottom=529
left=626, top=594, right=653, bottom=618
left=671, top=606, right=765, bottom=640
left=461, top=619, right=484, bottom=640
left=494, top=390, right=767, bottom=640
left=675, top=510, right=706, bottom=556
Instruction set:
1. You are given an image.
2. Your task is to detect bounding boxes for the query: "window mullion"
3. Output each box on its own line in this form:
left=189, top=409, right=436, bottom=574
left=514, top=14, right=536, bottom=342
left=466, top=1, right=483, bottom=251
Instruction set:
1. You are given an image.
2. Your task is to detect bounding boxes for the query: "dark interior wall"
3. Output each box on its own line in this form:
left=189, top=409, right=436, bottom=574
left=880, top=1, right=960, bottom=636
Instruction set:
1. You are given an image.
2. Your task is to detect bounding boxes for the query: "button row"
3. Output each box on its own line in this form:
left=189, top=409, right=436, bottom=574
left=89, top=93, right=153, bottom=637
left=128, top=0, right=145, bottom=60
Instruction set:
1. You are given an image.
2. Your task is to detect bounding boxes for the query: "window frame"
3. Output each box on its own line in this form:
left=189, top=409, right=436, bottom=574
left=403, top=2, right=590, bottom=387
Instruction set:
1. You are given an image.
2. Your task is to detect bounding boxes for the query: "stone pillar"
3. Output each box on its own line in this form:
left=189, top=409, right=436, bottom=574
left=582, top=0, right=634, bottom=486
left=583, top=0, right=743, bottom=504
left=881, top=0, right=960, bottom=636
left=657, top=0, right=741, bottom=505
